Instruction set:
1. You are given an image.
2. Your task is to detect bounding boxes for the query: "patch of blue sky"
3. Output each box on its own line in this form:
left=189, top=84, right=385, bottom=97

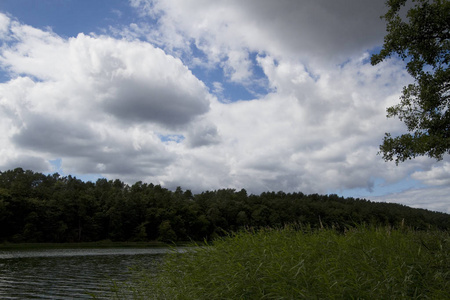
left=367, top=45, right=383, bottom=56
left=248, top=52, right=267, bottom=79
left=219, top=81, right=267, bottom=102
left=0, top=70, right=11, bottom=83
left=49, top=158, right=63, bottom=175
left=0, top=0, right=137, bottom=38
left=330, top=176, right=426, bottom=200
left=303, top=65, right=320, bottom=82
left=189, top=49, right=271, bottom=102
left=337, top=58, right=352, bottom=69
left=190, top=65, right=253, bottom=102
left=48, top=158, right=104, bottom=183
left=0, top=40, right=13, bottom=83
left=0, top=36, right=48, bottom=83
left=158, top=134, right=185, bottom=143
left=247, top=51, right=272, bottom=94
left=336, top=46, right=383, bottom=69
left=361, top=55, right=372, bottom=65
left=1, top=71, right=47, bottom=83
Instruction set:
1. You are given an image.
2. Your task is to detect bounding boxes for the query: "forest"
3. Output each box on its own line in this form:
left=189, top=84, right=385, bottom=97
left=0, top=168, right=449, bottom=244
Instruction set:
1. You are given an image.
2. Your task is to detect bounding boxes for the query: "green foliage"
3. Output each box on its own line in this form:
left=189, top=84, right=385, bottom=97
left=158, top=220, right=177, bottom=243
left=120, top=226, right=450, bottom=299
left=0, top=168, right=449, bottom=243
left=372, top=0, right=450, bottom=163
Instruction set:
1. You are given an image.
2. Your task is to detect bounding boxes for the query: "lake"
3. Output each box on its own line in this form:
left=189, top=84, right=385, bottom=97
left=0, top=247, right=175, bottom=299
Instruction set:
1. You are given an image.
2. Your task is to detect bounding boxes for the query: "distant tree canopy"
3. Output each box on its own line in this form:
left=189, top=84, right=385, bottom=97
left=372, top=0, right=450, bottom=163
left=0, top=168, right=448, bottom=243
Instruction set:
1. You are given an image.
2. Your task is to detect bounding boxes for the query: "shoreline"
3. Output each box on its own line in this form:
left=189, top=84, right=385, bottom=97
left=0, top=240, right=190, bottom=250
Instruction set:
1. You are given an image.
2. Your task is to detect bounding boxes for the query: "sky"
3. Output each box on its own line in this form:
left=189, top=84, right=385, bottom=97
left=0, top=0, right=448, bottom=213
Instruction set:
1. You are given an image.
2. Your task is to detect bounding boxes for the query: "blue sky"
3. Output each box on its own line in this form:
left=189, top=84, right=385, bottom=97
left=0, top=0, right=448, bottom=213
left=0, top=0, right=134, bottom=37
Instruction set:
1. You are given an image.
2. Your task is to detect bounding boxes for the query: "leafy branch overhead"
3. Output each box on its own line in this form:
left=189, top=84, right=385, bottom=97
left=372, top=0, right=450, bottom=164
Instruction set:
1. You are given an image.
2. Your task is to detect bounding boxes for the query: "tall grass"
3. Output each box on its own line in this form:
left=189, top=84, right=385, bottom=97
left=114, top=225, right=449, bottom=299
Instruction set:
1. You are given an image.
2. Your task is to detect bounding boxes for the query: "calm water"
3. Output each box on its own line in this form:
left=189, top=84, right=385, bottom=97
left=0, top=247, right=174, bottom=299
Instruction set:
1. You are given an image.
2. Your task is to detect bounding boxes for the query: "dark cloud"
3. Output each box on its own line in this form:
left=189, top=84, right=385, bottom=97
left=1, top=6, right=448, bottom=213
left=65, top=150, right=174, bottom=178
left=242, top=0, right=387, bottom=60
left=104, top=79, right=210, bottom=128
left=1, top=155, right=50, bottom=173
left=10, top=111, right=175, bottom=178
left=12, top=115, right=99, bottom=157
left=139, top=0, right=387, bottom=70
left=186, top=123, right=220, bottom=147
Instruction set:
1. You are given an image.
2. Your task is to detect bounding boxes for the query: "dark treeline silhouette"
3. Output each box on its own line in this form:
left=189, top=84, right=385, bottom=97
left=0, top=168, right=448, bottom=243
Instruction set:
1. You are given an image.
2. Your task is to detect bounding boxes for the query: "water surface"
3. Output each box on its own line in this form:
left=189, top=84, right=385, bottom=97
left=0, top=247, right=173, bottom=299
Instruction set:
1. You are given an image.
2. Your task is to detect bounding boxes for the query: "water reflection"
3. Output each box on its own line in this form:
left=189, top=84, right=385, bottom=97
left=0, top=248, right=174, bottom=299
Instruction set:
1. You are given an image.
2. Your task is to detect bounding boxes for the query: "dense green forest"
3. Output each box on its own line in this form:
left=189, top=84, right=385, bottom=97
left=0, top=168, right=449, bottom=243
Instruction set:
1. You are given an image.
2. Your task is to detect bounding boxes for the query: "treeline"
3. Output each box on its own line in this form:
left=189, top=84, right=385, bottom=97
left=0, top=168, right=449, bottom=243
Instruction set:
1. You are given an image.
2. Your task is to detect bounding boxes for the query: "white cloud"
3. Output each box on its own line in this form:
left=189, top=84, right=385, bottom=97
left=370, top=186, right=450, bottom=214
left=154, top=53, right=421, bottom=195
left=411, top=162, right=450, bottom=186
left=0, top=13, right=10, bottom=39
left=0, top=2, right=447, bottom=214
left=197, top=56, right=415, bottom=194
left=0, top=14, right=210, bottom=182
left=0, top=11, right=410, bottom=192
left=222, top=50, right=252, bottom=83
left=128, top=0, right=387, bottom=79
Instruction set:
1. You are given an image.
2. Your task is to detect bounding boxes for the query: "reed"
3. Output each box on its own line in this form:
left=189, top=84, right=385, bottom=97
left=114, top=225, right=449, bottom=299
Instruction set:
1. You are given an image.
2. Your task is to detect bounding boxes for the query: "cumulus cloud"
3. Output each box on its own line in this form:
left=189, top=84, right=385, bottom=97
left=0, top=14, right=210, bottom=181
left=1, top=154, right=51, bottom=173
left=0, top=24, right=210, bottom=126
left=0, top=2, right=447, bottom=214
left=411, top=162, right=450, bottom=186
left=151, top=53, right=420, bottom=195
left=185, top=121, right=221, bottom=148
left=198, top=56, right=414, bottom=194
left=128, top=0, right=386, bottom=80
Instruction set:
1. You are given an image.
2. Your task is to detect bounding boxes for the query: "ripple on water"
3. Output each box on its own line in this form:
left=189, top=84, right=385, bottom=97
left=0, top=248, right=172, bottom=299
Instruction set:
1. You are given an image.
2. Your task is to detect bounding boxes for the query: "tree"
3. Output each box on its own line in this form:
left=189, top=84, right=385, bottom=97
left=372, top=0, right=450, bottom=163
left=158, top=220, right=177, bottom=242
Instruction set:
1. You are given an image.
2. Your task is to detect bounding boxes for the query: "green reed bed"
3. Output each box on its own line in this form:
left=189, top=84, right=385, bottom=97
left=115, top=225, right=449, bottom=299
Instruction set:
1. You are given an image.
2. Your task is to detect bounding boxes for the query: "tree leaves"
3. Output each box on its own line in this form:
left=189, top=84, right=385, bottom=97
left=0, top=168, right=449, bottom=243
left=372, top=0, right=450, bottom=163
